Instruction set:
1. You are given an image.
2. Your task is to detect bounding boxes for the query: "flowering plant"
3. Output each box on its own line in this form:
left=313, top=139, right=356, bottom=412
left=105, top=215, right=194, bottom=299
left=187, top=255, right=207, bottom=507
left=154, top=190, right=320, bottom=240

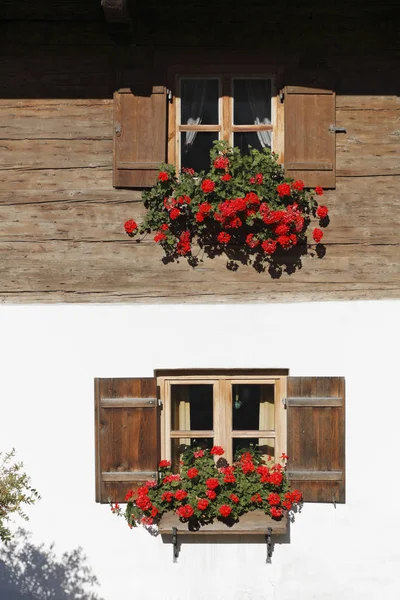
left=112, top=446, right=302, bottom=530
left=124, top=141, right=329, bottom=274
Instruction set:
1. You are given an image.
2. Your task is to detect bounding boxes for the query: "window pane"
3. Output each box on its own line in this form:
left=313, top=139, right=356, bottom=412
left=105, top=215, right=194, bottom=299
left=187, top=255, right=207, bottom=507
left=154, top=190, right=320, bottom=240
left=233, top=79, right=271, bottom=125
left=171, top=384, right=213, bottom=431
left=171, top=438, right=213, bottom=471
left=233, top=131, right=271, bottom=153
left=232, top=384, right=275, bottom=431
left=181, top=132, right=218, bottom=173
left=233, top=438, right=275, bottom=461
left=181, top=79, right=219, bottom=125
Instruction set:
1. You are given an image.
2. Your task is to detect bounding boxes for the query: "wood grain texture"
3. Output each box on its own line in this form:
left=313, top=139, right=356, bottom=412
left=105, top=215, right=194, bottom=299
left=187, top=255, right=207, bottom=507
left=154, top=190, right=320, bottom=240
left=95, top=378, right=159, bottom=504
left=158, top=509, right=287, bottom=535
left=287, top=377, right=345, bottom=503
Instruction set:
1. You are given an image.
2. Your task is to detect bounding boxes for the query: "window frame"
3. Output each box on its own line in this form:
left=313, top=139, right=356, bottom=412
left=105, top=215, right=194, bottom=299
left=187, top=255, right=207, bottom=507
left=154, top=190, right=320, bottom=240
left=167, top=64, right=284, bottom=172
left=157, top=372, right=287, bottom=465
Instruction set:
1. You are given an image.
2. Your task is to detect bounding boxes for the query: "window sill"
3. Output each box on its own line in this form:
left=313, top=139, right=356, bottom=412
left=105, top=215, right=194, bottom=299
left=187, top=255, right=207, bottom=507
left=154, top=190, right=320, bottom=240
left=158, top=509, right=287, bottom=535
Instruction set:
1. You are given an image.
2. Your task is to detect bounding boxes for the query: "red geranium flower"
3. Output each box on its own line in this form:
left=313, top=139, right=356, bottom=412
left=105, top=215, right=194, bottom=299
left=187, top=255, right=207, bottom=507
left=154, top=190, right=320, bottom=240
left=221, top=173, right=232, bottom=181
left=261, top=239, right=277, bottom=254
left=161, top=491, right=174, bottom=503
left=255, top=173, right=263, bottom=184
left=315, top=186, right=324, bottom=195
left=169, top=208, right=181, bottom=220
left=187, top=467, right=199, bottom=479
left=230, top=494, right=240, bottom=504
left=316, top=205, right=329, bottom=218
left=206, top=478, right=220, bottom=490
left=194, top=450, right=204, bottom=458
left=270, top=507, right=283, bottom=518
left=160, top=223, right=169, bottom=231
left=292, top=180, right=304, bottom=191
left=176, top=505, right=194, bottom=519
left=269, top=471, right=283, bottom=486
left=275, top=224, right=290, bottom=236
left=125, top=490, right=135, bottom=501
left=159, top=460, right=171, bottom=468
left=313, top=228, right=324, bottom=243
left=195, top=213, right=204, bottom=223
left=206, top=489, right=217, bottom=500
left=197, top=499, right=209, bottom=511
left=214, top=156, right=230, bottom=169
left=201, top=179, right=215, bottom=193
left=246, top=234, right=260, bottom=248
left=182, top=167, right=195, bottom=176
left=210, top=446, right=224, bottom=455
left=217, top=232, right=231, bottom=244
left=267, top=493, right=281, bottom=506
left=124, top=219, right=138, bottom=234
left=277, top=183, right=291, bottom=197
left=219, top=505, right=232, bottom=518
left=280, top=453, right=289, bottom=460
left=154, top=232, right=167, bottom=243
left=199, top=202, right=212, bottom=215
left=158, top=171, right=169, bottom=182
left=175, top=490, right=188, bottom=501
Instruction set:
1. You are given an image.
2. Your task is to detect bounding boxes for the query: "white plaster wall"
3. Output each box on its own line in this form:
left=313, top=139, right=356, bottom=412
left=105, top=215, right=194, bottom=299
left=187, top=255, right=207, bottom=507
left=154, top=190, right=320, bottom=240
left=0, top=301, right=399, bottom=600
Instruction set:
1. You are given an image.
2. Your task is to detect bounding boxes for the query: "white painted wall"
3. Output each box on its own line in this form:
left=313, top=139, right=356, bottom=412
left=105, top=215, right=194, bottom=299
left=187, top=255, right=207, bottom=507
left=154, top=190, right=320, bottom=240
left=0, top=301, right=399, bottom=600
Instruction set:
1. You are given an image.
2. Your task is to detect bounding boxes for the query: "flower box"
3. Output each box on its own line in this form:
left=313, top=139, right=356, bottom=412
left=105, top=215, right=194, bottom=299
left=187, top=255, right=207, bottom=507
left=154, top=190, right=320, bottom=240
left=158, top=509, right=287, bottom=535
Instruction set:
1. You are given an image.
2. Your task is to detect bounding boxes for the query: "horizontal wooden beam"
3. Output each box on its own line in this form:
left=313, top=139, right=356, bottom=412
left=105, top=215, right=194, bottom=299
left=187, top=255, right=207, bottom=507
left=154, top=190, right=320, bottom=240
left=285, top=397, right=343, bottom=407
left=101, top=397, right=157, bottom=408
left=102, top=471, right=157, bottom=482
left=287, top=470, right=343, bottom=481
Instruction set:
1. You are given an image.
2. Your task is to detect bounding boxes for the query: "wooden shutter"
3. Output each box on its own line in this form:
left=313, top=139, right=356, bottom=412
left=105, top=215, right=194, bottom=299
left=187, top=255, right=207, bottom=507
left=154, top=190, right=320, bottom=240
left=286, top=377, right=345, bottom=503
left=95, top=378, right=160, bottom=503
left=284, top=86, right=336, bottom=188
left=113, top=84, right=167, bottom=188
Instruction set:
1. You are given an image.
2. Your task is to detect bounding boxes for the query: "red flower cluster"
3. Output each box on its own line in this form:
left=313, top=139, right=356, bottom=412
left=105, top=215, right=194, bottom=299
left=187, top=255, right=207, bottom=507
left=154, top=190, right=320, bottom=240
left=219, top=505, right=232, bottom=518
left=187, top=467, right=199, bottom=479
left=176, top=505, right=194, bottom=519
left=221, top=173, right=232, bottom=182
left=206, top=478, right=220, bottom=490
left=217, top=232, right=231, bottom=244
left=277, top=183, right=291, bottom=197
left=214, top=156, right=230, bottom=170
left=313, top=228, right=324, bottom=243
left=124, top=219, right=137, bottom=234
left=210, top=446, right=224, bottom=455
left=316, top=205, right=329, bottom=219
left=201, top=179, right=215, bottom=193
left=177, top=230, right=191, bottom=255
left=158, top=171, right=169, bottom=182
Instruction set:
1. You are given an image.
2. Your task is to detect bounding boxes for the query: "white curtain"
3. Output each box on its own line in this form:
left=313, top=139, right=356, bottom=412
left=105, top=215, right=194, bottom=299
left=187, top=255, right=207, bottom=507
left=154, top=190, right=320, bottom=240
left=183, top=80, right=206, bottom=152
left=246, top=80, right=272, bottom=148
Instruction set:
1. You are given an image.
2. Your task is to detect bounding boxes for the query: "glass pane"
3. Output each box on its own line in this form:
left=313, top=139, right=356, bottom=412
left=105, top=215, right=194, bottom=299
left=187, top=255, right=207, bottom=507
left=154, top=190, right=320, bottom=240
left=181, top=132, right=218, bottom=173
left=171, top=438, right=213, bottom=471
left=234, top=131, right=271, bottom=154
left=171, top=384, right=213, bottom=431
left=232, top=384, right=275, bottom=431
left=233, top=438, right=275, bottom=461
left=181, top=79, right=219, bottom=125
left=233, top=78, right=271, bottom=125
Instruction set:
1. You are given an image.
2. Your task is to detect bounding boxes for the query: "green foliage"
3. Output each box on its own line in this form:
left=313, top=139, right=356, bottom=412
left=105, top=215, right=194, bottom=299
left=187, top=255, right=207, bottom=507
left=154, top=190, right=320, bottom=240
left=114, top=445, right=302, bottom=531
left=0, top=449, right=40, bottom=543
left=125, top=141, right=329, bottom=275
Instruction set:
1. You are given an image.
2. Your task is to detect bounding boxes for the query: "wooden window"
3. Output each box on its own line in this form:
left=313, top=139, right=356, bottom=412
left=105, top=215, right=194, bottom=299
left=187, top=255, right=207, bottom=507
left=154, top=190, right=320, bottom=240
left=95, top=372, right=345, bottom=505
left=112, top=68, right=336, bottom=189
left=157, top=373, right=286, bottom=467
left=168, top=70, right=279, bottom=172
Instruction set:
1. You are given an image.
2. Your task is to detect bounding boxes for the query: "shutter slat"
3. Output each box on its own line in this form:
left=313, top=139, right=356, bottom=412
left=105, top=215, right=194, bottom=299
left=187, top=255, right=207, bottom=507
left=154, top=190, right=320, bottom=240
left=95, top=378, right=160, bottom=503
left=284, top=85, right=336, bottom=188
left=287, top=377, right=345, bottom=503
left=113, top=84, right=167, bottom=188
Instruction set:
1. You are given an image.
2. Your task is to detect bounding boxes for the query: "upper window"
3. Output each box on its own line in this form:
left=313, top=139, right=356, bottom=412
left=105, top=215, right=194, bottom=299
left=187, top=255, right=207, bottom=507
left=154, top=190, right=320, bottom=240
left=176, top=76, right=275, bottom=172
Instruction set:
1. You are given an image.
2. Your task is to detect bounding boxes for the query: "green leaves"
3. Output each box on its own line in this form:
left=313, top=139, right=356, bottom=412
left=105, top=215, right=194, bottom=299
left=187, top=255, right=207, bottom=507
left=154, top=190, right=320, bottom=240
left=0, top=449, right=40, bottom=543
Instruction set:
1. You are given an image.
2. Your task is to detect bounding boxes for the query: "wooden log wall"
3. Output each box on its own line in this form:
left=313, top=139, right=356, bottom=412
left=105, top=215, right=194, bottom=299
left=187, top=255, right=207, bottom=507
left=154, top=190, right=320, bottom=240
left=0, top=0, right=399, bottom=303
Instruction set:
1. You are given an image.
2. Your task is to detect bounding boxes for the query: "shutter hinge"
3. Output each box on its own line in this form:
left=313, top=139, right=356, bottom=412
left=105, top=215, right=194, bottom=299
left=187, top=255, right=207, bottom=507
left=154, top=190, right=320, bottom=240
left=282, top=397, right=287, bottom=409
left=329, top=125, right=347, bottom=133
left=279, top=91, right=284, bottom=103
left=158, top=398, right=163, bottom=408
left=167, top=89, right=173, bottom=103
left=115, top=122, right=122, bottom=136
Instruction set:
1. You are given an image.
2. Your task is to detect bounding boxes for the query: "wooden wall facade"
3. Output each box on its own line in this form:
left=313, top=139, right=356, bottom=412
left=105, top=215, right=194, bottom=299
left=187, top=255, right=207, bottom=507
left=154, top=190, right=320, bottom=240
left=0, top=0, right=399, bottom=303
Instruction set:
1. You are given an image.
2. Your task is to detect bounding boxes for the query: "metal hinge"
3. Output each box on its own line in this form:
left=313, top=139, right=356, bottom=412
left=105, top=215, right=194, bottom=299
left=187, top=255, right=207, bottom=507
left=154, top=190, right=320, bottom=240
left=329, top=125, right=347, bottom=133
left=167, top=89, right=173, bottom=103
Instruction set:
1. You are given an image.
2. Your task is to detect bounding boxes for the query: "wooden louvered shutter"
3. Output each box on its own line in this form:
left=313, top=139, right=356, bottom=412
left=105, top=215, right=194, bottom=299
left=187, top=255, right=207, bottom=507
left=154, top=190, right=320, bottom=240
left=286, top=377, right=345, bottom=503
left=95, top=378, right=160, bottom=503
left=284, top=86, right=336, bottom=188
left=113, top=83, right=167, bottom=188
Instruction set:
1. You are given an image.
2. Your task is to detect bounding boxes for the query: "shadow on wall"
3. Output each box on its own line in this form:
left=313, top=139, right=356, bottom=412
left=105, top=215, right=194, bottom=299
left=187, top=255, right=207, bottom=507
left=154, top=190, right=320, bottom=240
left=0, top=529, right=104, bottom=600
